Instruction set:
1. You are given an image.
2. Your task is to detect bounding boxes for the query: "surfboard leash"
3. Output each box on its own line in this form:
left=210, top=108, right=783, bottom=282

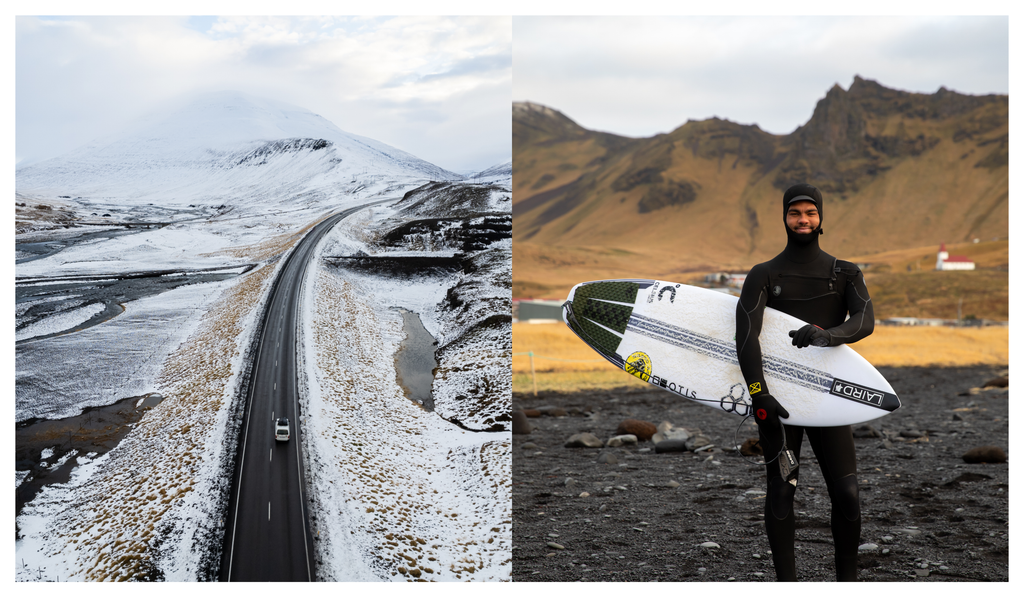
left=734, top=414, right=790, bottom=466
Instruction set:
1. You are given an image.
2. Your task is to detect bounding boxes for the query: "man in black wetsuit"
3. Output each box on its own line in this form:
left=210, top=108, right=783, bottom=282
left=735, top=183, right=874, bottom=581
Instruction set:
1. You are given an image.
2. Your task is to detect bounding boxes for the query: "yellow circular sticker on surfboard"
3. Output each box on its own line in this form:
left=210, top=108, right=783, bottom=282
left=625, top=351, right=652, bottom=382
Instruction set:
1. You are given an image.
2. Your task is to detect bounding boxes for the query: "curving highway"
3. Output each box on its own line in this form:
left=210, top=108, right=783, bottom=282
left=220, top=199, right=391, bottom=581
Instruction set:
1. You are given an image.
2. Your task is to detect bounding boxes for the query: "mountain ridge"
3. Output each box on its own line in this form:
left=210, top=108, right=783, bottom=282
left=512, top=76, right=1007, bottom=301
left=17, top=91, right=462, bottom=205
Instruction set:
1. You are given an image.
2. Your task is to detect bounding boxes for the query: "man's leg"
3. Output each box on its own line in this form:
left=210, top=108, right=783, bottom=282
left=807, top=425, right=860, bottom=581
left=762, top=424, right=804, bottom=581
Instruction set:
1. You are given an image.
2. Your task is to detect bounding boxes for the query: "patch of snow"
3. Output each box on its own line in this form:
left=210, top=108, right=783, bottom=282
left=16, top=302, right=105, bottom=342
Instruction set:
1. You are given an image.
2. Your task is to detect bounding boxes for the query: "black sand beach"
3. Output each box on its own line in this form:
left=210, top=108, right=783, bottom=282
left=512, top=366, right=1009, bottom=582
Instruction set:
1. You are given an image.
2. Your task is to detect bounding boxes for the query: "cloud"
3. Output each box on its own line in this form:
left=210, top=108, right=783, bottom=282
left=512, top=16, right=1008, bottom=137
left=16, top=15, right=511, bottom=173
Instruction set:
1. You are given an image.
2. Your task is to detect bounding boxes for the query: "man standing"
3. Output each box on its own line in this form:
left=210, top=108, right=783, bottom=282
left=735, top=183, right=874, bottom=581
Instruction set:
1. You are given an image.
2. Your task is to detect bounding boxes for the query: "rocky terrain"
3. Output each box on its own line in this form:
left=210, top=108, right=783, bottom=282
left=511, top=366, right=1008, bottom=582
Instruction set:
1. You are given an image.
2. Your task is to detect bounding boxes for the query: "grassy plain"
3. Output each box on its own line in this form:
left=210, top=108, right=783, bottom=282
left=512, top=322, right=1008, bottom=394
left=513, top=241, right=1008, bottom=322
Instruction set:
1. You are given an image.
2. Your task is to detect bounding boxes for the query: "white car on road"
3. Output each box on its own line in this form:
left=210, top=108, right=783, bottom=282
left=275, top=417, right=290, bottom=442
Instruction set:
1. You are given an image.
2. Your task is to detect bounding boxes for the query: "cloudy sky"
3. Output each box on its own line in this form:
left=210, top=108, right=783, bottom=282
left=16, top=15, right=511, bottom=173
left=514, top=15, right=1009, bottom=137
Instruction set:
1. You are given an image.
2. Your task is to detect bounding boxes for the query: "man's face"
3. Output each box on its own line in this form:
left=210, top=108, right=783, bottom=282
left=786, top=200, right=820, bottom=235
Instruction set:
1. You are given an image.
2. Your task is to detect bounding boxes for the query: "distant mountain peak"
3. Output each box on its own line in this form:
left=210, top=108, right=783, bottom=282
left=17, top=91, right=461, bottom=202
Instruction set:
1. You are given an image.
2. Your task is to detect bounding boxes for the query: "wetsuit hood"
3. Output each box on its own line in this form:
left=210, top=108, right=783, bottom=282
left=782, top=183, right=824, bottom=262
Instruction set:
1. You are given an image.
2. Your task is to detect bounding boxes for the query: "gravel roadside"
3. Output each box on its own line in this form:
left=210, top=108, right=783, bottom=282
left=511, top=366, right=1009, bottom=582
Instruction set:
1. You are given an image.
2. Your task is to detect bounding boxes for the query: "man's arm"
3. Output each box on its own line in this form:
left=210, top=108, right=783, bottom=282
left=736, top=264, right=790, bottom=451
left=790, top=263, right=874, bottom=348
left=826, top=263, right=874, bottom=345
left=736, top=264, right=771, bottom=394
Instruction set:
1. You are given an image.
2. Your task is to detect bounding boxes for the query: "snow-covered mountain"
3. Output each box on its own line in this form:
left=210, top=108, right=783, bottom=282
left=16, top=91, right=462, bottom=205
left=466, top=159, right=511, bottom=184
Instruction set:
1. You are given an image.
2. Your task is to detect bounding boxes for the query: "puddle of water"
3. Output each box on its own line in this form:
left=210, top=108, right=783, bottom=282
left=15, top=392, right=165, bottom=515
left=394, top=309, right=438, bottom=411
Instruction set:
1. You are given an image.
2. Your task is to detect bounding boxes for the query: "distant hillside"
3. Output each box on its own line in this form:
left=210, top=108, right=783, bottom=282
left=513, top=76, right=1008, bottom=308
left=17, top=91, right=461, bottom=206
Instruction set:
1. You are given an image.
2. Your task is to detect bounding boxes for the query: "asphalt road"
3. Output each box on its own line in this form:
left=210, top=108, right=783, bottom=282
left=220, top=200, right=392, bottom=581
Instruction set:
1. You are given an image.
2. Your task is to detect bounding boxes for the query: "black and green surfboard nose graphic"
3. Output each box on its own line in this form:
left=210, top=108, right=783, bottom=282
left=565, top=281, right=639, bottom=358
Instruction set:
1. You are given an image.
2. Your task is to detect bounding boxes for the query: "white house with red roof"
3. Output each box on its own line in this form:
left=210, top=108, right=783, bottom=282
left=935, top=243, right=975, bottom=271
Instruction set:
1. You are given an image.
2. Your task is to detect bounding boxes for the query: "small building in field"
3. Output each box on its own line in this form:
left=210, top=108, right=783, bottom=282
left=935, top=243, right=975, bottom=271
left=513, top=299, right=564, bottom=323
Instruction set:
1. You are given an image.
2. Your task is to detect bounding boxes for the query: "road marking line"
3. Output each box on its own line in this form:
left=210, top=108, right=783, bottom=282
left=269, top=502, right=271, bottom=521
left=270, top=449, right=273, bottom=462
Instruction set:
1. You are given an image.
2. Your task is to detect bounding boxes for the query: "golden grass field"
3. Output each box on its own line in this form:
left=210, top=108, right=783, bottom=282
left=511, top=322, right=1008, bottom=394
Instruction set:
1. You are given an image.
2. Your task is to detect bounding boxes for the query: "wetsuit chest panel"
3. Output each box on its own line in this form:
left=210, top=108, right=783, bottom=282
left=765, top=255, right=847, bottom=328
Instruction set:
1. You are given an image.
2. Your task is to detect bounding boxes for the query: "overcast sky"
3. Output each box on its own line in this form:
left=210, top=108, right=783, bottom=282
left=514, top=15, right=1009, bottom=137
left=16, top=15, right=511, bottom=173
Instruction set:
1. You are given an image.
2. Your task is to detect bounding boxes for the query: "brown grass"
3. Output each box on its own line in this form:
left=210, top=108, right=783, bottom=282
left=512, top=322, right=1008, bottom=393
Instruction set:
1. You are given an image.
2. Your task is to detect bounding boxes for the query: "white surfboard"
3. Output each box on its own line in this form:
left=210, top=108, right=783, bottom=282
left=563, top=279, right=900, bottom=427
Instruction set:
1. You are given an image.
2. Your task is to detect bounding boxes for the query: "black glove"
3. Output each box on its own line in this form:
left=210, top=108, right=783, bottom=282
left=789, top=324, right=831, bottom=348
left=751, top=392, right=789, bottom=457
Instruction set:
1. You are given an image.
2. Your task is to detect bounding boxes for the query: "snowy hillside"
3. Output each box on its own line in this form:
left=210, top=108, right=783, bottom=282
left=467, top=159, right=511, bottom=184
left=16, top=91, right=462, bottom=205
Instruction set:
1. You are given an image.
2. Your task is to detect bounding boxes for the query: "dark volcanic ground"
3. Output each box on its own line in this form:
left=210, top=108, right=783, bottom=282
left=512, top=366, right=1009, bottom=582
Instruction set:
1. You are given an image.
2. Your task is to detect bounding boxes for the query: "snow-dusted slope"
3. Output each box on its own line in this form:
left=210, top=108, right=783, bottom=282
left=16, top=91, right=462, bottom=204
left=467, top=159, right=511, bottom=184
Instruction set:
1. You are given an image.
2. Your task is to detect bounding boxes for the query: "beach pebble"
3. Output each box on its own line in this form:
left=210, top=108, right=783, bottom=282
left=579, top=492, right=590, bottom=498
left=597, top=452, right=618, bottom=465
left=616, top=419, right=657, bottom=441
left=565, top=433, right=603, bottom=448
left=520, top=442, right=538, bottom=450
left=853, top=424, right=881, bottom=438
left=606, top=434, right=638, bottom=447
left=564, top=478, right=577, bottom=488
left=522, top=409, right=541, bottom=418
left=983, top=376, right=1008, bottom=388
left=685, top=435, right=713, bottom=451
left=739, top=438, right=762, bottom=456
left=699, top=541, right=720, bottom=549
left=546, top=542, right=564, bottom=550
left=653, top=428, right=692, bottom=444
left=666, top=480, right=680, bottom=488
left=900, top=429, right=924, bottom=438
left=915, top=569, right=930, bottom=577
left=859, top=543, right=879, bottom=552
left=512, top=411, right=533, bottom=434
left=539, top=406, right=568, bottom=417
left=962, top=446, right=1007, bottom=463
left=654, top=439, right=688, bottom=453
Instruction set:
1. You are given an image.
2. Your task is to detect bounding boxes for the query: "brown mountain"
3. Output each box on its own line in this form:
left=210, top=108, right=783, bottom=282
left=513, top=76, right=1008, bottom=311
